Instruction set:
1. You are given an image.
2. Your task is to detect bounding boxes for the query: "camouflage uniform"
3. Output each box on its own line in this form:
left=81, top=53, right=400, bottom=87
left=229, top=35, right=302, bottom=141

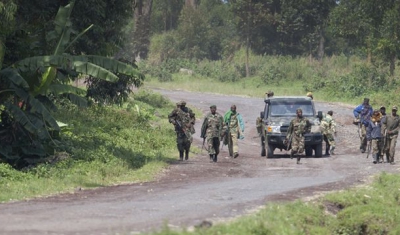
left=224, top=106, right=245, bottom=158
left=168, top=101, right=196, bottom=161
left=320, top=111, right=336, bottom=155
left=381, top=106, right=400, bottom=164
left=286, top=109, right=311, bottom=164
left=201, top=105, right=226, bottom=162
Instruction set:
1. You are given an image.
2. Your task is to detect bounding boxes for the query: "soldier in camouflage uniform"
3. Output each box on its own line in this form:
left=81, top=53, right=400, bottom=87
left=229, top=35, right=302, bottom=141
left=286, top=108, right=311, bottom=164
left=201, top=105, right=226, bottom=163
left=320, top=110, right=336, bottom=156
left=223, top=105, right=245, bottom=158
left=366, top=110, right=383, bottom=164
left=381, top=106, right=400, bottom=164
left=168, top=100, right=196, bottom=161
left=379, top=106, right=388, bottom=162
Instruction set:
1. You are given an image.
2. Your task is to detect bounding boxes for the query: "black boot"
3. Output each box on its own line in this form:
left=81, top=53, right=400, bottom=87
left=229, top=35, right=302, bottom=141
left=325, top=145, right=331, bottom=156
left=296, top=156, right=301, bottom=164
left=209, top=154, right=213, bottom=162
left=373, top=154, right=378, bottom=164
left=213, top=154, right=218, bottom=162
left=179, top=151, right=184, bottom=161
left=185, top=150, right=189, bottom=160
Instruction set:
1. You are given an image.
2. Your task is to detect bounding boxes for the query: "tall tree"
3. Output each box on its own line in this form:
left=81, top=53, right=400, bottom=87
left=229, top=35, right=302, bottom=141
left=0, top=0, right=17, bottom=69
left=230, top=0, right=273, bottom=77
left=132, top=0, right=153, bottom=60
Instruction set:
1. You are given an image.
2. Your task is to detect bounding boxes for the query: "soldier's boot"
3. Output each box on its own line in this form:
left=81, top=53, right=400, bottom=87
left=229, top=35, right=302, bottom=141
left=325, top=145, right=331, bottom=156
left=330, top=146, right=335, bottom=155
left=179, top=151, right=184, bottom=161
left=213, top=154, right=218, bottom=163
left=373, top=154, right=378, bottom=164
left=290, top=152, right=294, bottom=159
left=386, top=153, right=390, bottom=163
left=185, top=150, right=189, bottom=160
left=209, top=154, right=213, bottom=163
left=296, top=156, right=301, bottom=164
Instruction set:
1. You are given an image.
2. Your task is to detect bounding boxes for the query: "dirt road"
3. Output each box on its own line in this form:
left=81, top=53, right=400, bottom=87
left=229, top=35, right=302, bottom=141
left=0, top=89, right=399, bottom=235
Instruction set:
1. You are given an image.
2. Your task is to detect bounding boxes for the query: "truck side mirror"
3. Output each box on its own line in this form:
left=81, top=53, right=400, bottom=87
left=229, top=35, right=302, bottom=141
left=260, top=111, right=264, bottom=118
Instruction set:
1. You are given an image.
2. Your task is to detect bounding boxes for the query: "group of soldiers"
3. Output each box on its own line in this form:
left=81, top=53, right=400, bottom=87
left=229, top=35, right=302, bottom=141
left=353, top=98, right=400, bottom=164
left=168, top=101, right=245, bottom=162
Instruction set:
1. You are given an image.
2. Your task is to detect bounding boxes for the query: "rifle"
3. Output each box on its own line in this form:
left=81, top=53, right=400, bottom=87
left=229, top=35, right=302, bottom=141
left=366, top=140, right=372, bottom=158
left=382, top=129, right=387, bottom=151
left=175, top=120, right=187, bottom=137
left=285, top=134, right=293, bottom=151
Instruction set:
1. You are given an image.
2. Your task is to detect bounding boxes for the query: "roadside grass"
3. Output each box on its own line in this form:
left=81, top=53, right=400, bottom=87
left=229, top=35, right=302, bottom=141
left=148, top=173, right=400, bottom=235
left=0, top=90, right=179, bottom=202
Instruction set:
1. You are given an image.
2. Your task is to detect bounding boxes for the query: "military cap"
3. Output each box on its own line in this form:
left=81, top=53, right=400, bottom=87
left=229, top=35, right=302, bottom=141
left=392, top=106, right=398, bottom=111
left=380, top=106, right=386, bottom=109
left=210, top=104, right=216, bottom=108
left=180, top=100, right=186, bottom=105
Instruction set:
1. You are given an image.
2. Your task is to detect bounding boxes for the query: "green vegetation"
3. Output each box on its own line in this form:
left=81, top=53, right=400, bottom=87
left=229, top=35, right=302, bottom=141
left=148, top=173, right=400, bottom=235
left=0, top=90, right=177, bottom=202
left=143, top=51, right=399, bottom=108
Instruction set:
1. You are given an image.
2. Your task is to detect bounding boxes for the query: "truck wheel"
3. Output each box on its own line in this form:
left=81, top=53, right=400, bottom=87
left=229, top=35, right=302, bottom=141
left=261, top=136, right=266, bottom=157
left=267, top=144, right=274, bottom=158
left=305, top=147, right=313, bottom=156
left=314, top=143, right=323, bottom=158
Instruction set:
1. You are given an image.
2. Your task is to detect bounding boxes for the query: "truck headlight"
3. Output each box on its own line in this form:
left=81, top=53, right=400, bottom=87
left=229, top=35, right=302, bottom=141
left=267, top=126, right=281, bottom=133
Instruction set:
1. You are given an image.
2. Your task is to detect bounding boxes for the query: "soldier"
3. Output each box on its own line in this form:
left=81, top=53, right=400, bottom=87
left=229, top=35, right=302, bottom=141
left=265, top=90, right=274, bottom=99
left=320, top=110, right=337, bottom=156
left=379, top=106, right=388, bottom=162
left=366, top=110, right=383, bottom=164
left=168, top=100, right=196, bottom=161
left=381, top=106, right=400, bottom=164
left=223, top=105, right=245, bottom=158
left=353, top=98, right=373, bottom=153
left=286, top=108, right=311, bottom=164
left=201, top=105, right=225, bottom=163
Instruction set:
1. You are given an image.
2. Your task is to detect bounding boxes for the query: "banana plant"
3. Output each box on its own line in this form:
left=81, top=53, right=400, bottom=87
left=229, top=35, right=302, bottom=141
left=0, top=0, right=144, bottom=168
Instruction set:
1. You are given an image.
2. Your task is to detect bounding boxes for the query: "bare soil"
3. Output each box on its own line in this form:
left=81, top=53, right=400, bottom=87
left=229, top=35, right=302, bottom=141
left=0, top=89, right=399, bottom=235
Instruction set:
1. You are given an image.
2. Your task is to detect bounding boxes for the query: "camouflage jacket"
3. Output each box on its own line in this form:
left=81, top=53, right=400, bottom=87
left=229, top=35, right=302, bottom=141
left=287, top=116, right=311, bottom=138
left=168, top=107, right=195, bottom=134
left=320, top=114, right=336, bottom=135
left=382, top=114, right=400, bottom=136
left=200, top=112, right=225, bottom=139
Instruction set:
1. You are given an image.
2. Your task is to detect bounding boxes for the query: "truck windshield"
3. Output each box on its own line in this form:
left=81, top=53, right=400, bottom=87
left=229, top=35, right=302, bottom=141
left=269, top=101, right=314, bottom=117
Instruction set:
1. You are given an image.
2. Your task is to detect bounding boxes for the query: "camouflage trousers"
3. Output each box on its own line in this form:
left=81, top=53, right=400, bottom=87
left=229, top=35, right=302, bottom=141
left=291, top=134, right=305, bottom=154
left=371, top=139, right=383, bottom=155
left=359, top=125, right=367, bottom=150
left=207, top=136, right=220, bottom=155
left=176, top=132, right=191, bottom=152
left=227, top=131, right=239, bottom=156
left=323, top=133, right=335, bottom=147
left=384, top=135, right=398, bottom=163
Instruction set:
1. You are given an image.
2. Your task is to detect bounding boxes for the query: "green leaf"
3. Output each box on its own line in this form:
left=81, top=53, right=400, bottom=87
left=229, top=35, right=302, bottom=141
left=4, top=102, right=38, bottom=134
left=28, top=96, right=60, bottom=131
left=48, top=84, right=86, bottom=96
left=67, top=93, right=88, bottom=108
left=0, top=68, right=29, bottom=89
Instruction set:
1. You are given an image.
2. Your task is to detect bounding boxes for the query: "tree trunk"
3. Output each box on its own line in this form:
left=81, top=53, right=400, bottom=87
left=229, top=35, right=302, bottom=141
left=390, top=52, right=396, bottom=77
left=0, top=38, right=4, bottom=70
left=133, top=0, right=153, bottom=60
left=185, top=0, right=196, bottom=8
left=317, top=29, right=325, bottom=62
left=246, top=35, right=250, bottom=78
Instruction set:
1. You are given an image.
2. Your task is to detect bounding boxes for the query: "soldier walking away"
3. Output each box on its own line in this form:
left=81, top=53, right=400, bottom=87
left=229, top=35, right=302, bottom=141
left=286, top=108, right=311, bottom=164
left=353, top=98, right=373, bottom=153
left=366, top=110, right=383, bottom=164
left=201, top=105, right=226, bottom=163
left=381, top=106, right=400, bottom=164
left=320, top=110, right=337, bottom=156
left=168, top=100, right=196, bottom=161
left=223, top=105, right=245, bottom=158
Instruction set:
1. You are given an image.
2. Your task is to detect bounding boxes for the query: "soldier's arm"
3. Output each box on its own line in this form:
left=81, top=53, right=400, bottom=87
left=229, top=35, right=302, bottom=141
left=168, top=109, right=177, bottom=124
left=331, top=119, right=337, bottom=133
left=381, top=116, right=387, bottom=135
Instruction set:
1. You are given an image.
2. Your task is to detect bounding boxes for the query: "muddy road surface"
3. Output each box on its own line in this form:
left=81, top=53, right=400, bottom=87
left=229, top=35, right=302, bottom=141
left=1, top=89, right=399, bottom=235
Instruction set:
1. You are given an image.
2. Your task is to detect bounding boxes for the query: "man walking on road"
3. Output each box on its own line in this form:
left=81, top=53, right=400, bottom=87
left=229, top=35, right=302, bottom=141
left=223, top=105, right=245, bottom=158
left=168, top=101, right=196, bottom=161
left=381, top=106, right=400, bottom=164
left=366, top=110, right=383, bottom=164
left=353, top=98, right=373, bottom=153
left=201, top=105, right=226, bottom=163
left=286, top=108, right=311, bottom=164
